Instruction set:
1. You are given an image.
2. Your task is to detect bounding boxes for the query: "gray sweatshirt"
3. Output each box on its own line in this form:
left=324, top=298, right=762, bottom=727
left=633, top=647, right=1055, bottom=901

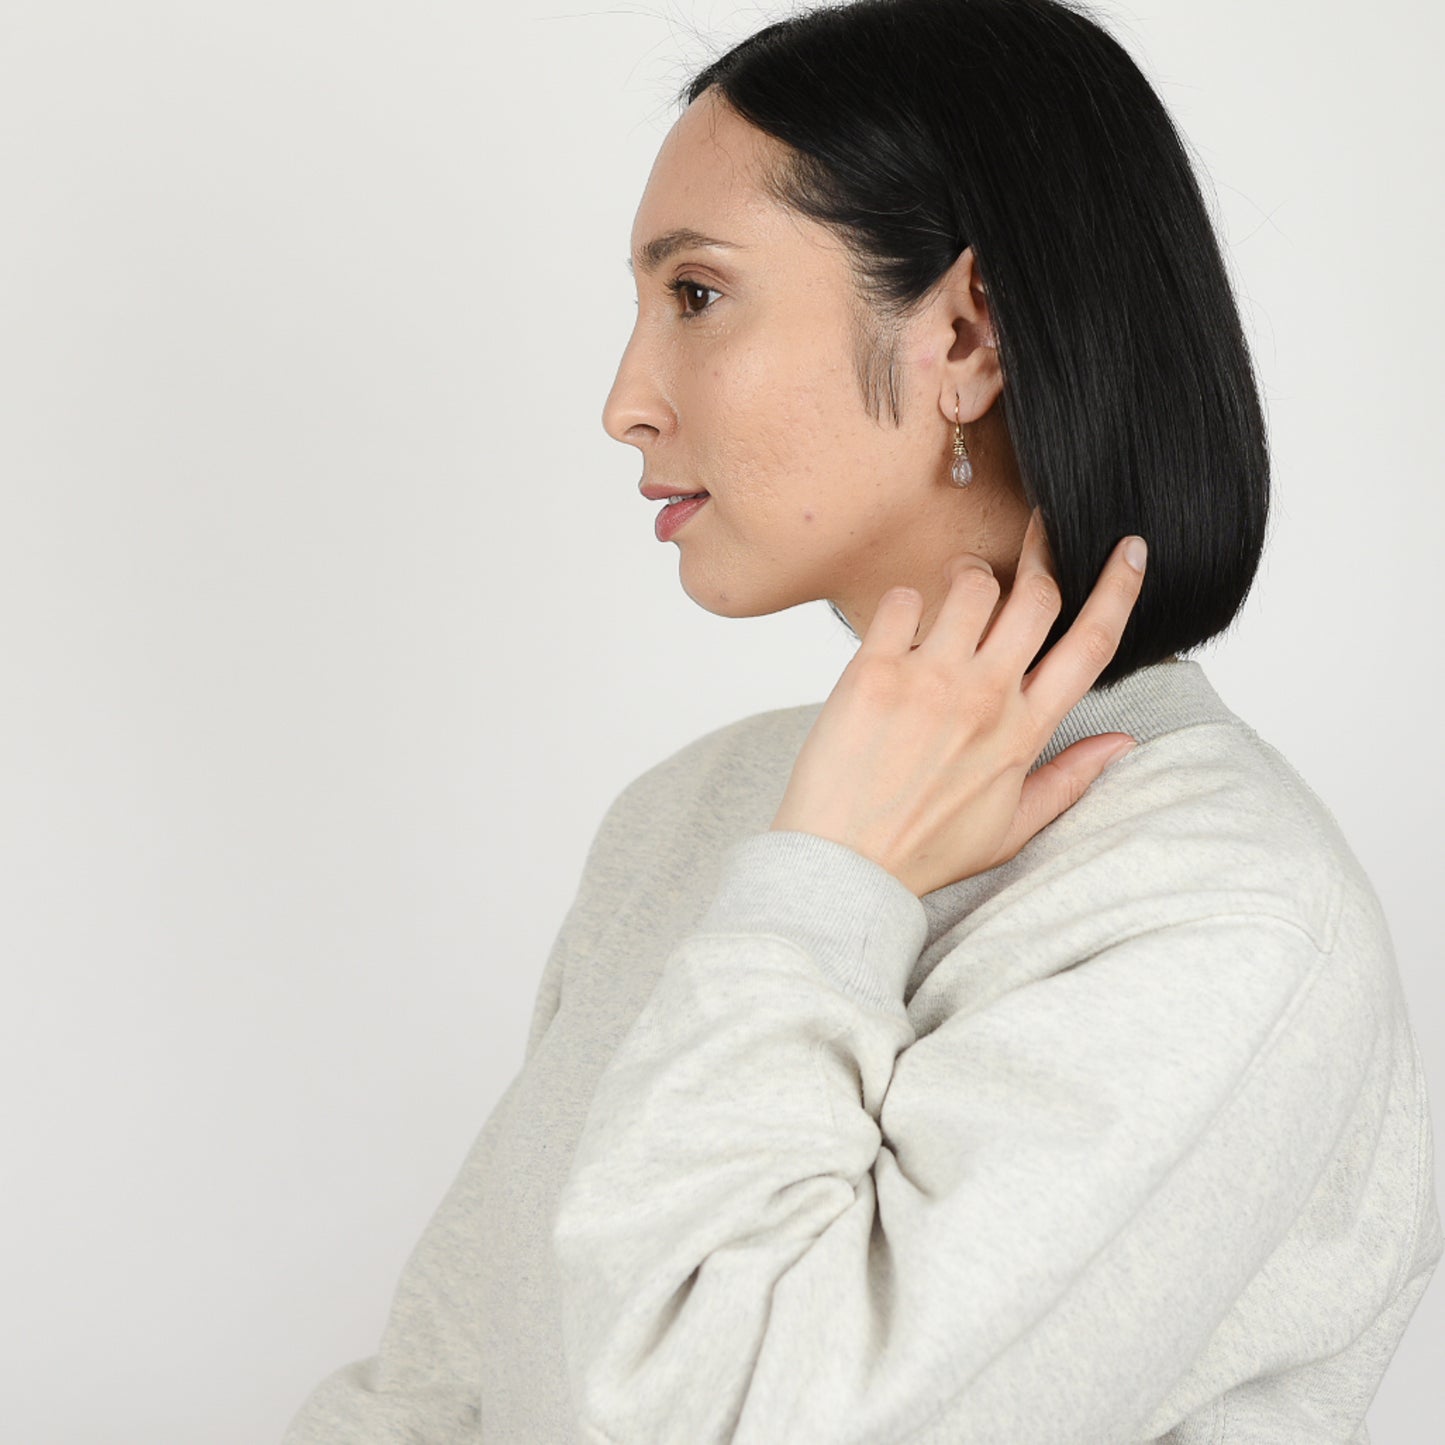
left=282, top=658, right=1441, bottom=1444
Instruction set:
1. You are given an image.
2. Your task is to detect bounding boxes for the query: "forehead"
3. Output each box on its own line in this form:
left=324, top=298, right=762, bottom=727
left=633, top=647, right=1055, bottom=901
left=629, top=93, right=784, bottom=258
left=627, top=93, right=843, bottom=275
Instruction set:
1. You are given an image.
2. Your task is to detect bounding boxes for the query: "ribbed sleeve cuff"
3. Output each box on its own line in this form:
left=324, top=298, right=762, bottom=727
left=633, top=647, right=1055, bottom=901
left=692, top=830, right=929, bottom=1017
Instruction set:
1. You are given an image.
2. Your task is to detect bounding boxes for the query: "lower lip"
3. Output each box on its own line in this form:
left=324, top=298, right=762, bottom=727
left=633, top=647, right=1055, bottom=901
left=654, top=494, right=710, bottom=541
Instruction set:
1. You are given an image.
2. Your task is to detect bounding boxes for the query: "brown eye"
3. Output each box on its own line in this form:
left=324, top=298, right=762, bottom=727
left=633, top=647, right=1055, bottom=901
left=665, top=276, right=722, bottom=319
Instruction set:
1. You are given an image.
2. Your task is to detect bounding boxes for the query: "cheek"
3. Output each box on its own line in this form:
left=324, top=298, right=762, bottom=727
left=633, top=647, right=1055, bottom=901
left=705, top=391, right=809, bottom=500
left=693, top=339, right=839, bottom=508
left=731, top=427, right=818, bottom=510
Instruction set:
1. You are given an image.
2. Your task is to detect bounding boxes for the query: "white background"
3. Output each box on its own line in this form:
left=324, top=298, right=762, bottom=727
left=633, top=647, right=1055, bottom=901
left=1, top=1, right=1440, bottom=1440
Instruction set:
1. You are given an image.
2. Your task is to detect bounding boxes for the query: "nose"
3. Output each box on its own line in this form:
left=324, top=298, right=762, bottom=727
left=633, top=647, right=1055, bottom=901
left=601, top=333, right=669, bottom=448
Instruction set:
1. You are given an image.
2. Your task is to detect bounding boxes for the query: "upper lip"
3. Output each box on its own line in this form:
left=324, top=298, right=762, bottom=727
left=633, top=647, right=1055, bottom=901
left=640, top=482, right=710, bottom=501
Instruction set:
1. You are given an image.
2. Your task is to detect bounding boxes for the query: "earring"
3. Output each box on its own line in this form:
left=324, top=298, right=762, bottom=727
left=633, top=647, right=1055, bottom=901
left=950, top=395, right=973, bottom=487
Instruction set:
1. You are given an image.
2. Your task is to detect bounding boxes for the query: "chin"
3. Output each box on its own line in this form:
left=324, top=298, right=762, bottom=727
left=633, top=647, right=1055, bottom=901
left=679, top=569, right=809, bottom=622
left=679, top=584, right=761, bottom=620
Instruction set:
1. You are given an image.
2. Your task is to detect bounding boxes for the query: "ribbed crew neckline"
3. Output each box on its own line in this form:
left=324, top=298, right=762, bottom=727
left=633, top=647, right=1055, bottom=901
left=907, top=658, right=1243, bottom=947
left=1029, top=656, right=1240, bottom=774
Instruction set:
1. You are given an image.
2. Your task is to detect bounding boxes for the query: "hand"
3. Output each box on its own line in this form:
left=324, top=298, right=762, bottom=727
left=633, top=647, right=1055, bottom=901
left=769, top=508, right=1147, bottom=898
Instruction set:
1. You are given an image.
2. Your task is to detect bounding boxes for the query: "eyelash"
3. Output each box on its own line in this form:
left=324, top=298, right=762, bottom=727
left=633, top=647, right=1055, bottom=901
left=664, top=275, right=722, bottom=320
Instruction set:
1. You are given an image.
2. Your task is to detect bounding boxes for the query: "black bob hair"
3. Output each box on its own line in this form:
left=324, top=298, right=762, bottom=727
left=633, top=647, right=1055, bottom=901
left=677, top=0, right=1270, bottom=688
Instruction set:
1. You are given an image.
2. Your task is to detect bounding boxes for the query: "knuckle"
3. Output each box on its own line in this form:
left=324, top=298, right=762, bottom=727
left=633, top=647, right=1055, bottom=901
left=1062, top=766, right=1092, bottom=809
left=853, top=654, right=904, bottom=701
left=961, top=684, right=1006, bottom=729
left=1024, top=573, right=1062, bottom=614
left=1011, top=734, right=1042, bottom=771
left=1111, top=566, right=1143, bottom=603
left=914, top=659, right=956, bottom=709
left=955, top=563, right=1000, bottom=597
left=1079, top=619, right=1118, bottom=667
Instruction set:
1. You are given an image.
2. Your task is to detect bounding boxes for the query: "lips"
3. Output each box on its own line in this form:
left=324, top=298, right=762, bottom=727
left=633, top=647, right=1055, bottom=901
left=641, top=482, right=711, bottom=501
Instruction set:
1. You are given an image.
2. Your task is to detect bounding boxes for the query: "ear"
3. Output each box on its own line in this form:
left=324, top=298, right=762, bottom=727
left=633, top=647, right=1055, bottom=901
left=937, top=244, right=1001, bottom=426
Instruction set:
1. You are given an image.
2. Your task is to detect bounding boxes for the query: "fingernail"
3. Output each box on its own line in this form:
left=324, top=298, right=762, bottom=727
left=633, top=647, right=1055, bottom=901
left=1104, top=738, right=1137, bottom=766
left=1123, top=536, right=1147, bottom=571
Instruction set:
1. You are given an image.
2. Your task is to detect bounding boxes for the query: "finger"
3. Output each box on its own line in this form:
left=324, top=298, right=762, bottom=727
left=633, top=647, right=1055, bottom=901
left=1020, top=533, right=1147, bottom=726
left=857, top=585, right=924, bottom=657
left=912, top=554, right=1001, bottom=661
left=993, top=732, right=1137, bottom=861
left=976, top=507, right=1063, bottom=666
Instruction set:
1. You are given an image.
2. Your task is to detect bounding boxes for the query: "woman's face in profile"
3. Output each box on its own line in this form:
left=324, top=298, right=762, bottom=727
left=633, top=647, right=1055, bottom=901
left=605, top=87, right=1016, bottom=638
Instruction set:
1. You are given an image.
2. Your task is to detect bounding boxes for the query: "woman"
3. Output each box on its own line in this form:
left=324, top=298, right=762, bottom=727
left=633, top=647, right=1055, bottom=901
left=284, top=1, right=1440, bottom=1440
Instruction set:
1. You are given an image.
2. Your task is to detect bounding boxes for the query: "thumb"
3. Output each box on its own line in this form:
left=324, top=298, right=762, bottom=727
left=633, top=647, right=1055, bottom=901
left=995, top=733, right=1137, bottom=860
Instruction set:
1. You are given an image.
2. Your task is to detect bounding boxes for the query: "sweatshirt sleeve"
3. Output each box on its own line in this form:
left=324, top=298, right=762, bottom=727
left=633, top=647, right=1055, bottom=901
left=551, top=828, right=1371, bottom=1445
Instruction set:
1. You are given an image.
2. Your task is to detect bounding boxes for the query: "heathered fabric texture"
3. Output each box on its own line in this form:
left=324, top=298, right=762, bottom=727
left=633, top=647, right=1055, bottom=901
left=283, top=659, right=1440, bottom=1444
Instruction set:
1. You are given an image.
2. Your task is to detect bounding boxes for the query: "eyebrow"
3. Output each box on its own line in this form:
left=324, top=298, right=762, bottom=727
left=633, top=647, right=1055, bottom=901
left=625, top=228, right=747, bottom=277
